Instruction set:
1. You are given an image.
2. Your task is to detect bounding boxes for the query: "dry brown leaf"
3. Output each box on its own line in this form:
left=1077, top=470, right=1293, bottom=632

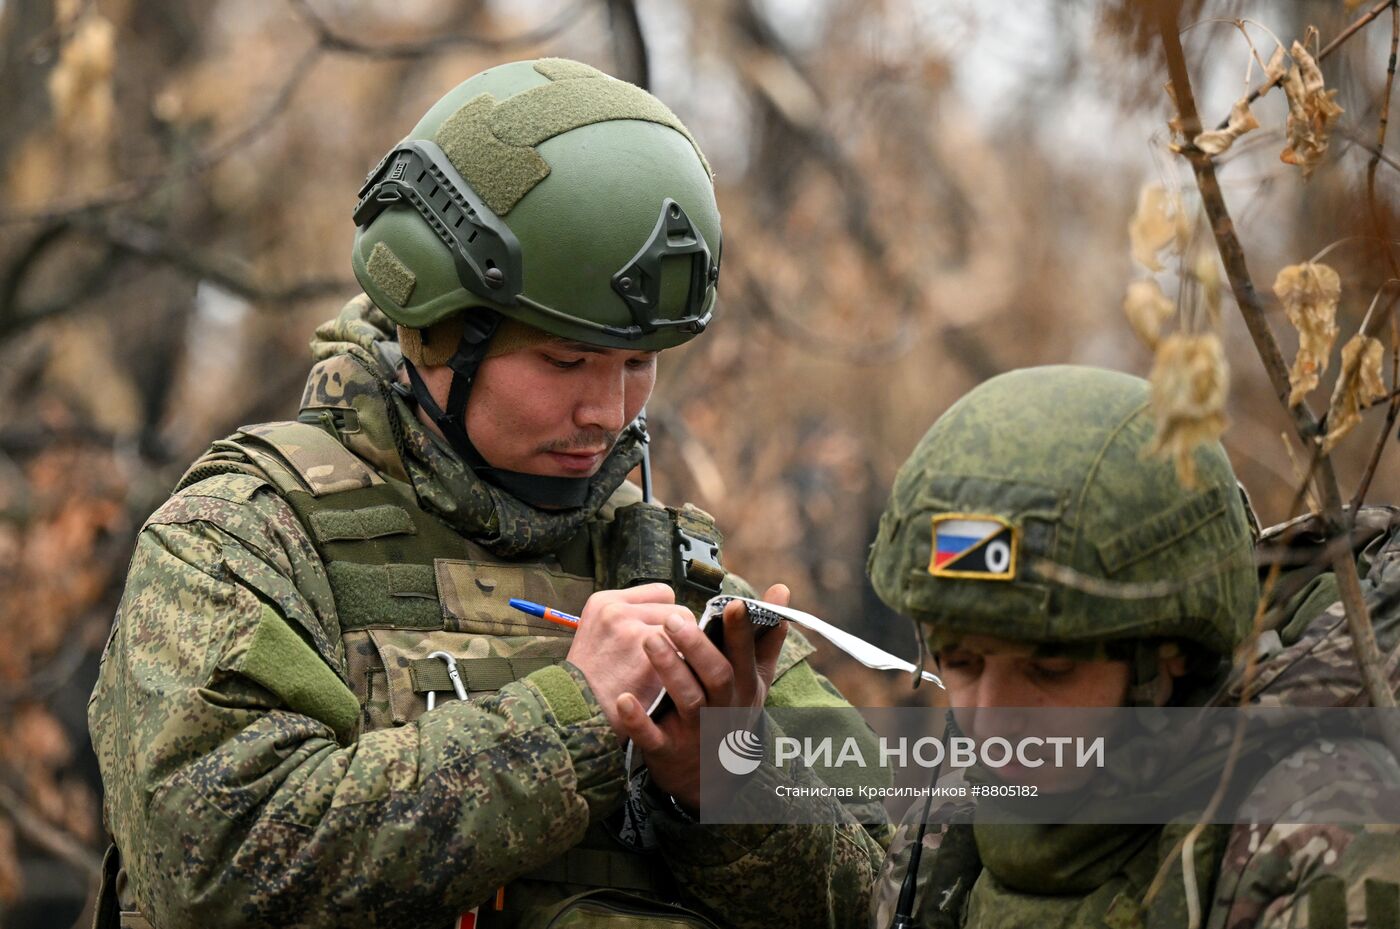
left=1322, top=335, right=1387, bottom=453
left=1279, top=41, right=1344, bottom=177
left=46, top=11, right=116, bottom=141
left=1124, top=278, right=1175, bottom=348
left=1273, top=261, right=1341, bottom=406
left=1195, top=96, right=1260, bottom=155
left=1265, top=46, right=1287, bottom=83
left=1147, top=332, right=1230, bottom=487
left=1129, top=184, right=1188, bottom=272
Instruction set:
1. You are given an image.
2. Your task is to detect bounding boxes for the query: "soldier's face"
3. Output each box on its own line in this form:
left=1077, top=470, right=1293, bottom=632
left=936, top=635, right=1177, bottom=793
left=464, top=339, right=657, bottom=477
left=935, top=636, right=1132, bottom=710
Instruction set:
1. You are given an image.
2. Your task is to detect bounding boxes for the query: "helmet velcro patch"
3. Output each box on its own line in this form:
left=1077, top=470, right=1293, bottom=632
left=433, top=61, right=711, bottom=217
left=366, top=242, right=416, bottom=307
left=929, top=515, right=1018, bottom=581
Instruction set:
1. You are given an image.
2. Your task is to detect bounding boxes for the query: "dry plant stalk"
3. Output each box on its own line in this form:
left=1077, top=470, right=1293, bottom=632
left=1129, top=183, right=1189, bottom=272
left=1273, top=262, right=1341, bottom=406
left=1281, top=431, right=1323, bottom=513
left=1323, top=334, right=1388, bottom=452
left=1147, top=332, right=1229, bottom=487
left=1124, top=278, right=1176, bottom=348
left=1280, top=39, right=1344, bottom=176
left=1155, top=0, right=1400, bottom=762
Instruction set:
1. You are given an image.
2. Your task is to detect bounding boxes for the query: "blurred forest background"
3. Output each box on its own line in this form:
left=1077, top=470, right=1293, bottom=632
left=2, top=0, right=1399, bottom=923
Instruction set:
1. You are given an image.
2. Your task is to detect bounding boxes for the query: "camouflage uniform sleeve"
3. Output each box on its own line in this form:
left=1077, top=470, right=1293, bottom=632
left=88, top=477, right=625, bottom=929
left=1212, top=739, right=1400, bottom=929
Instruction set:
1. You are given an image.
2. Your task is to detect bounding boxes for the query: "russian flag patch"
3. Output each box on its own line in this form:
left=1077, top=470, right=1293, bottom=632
left=929, top=515, right=1018, bottom=580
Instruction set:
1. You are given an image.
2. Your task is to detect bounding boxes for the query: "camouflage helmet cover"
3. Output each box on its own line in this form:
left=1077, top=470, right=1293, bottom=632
left=351, top=58, right=722, bottom=351
left=867, top=366, right=1258, bottom=658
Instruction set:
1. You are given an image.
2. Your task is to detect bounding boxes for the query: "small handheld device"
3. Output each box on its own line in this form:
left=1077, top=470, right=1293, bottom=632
left=646, top=596, right=784, bottom=719
left=701, top=595, right=784, bottom=647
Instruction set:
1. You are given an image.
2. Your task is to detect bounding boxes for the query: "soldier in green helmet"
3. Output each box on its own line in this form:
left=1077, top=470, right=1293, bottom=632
left=88, top=59, right=885, bottom=929
left=866, top=365, right=1400, bottom=928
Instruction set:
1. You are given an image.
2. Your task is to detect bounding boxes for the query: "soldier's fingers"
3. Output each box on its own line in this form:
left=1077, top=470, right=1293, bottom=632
left=755, top=621, right=789, bottom=689
left=608, top=583, right=677, bottom=605
left=721, top=599, right=758, bottom=694
left=665, top=615, right=735, bottom=707
left=595, top=601, right=691, bottom=630
left=615, top=693, right=669, bottom=756
left=644, top=632, right=707, bottom=722
left=762, top=584, right=791, bottom=608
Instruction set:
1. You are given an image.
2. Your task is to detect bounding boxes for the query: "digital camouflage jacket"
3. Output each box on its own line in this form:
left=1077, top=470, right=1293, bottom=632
left=88, top=297, right=887, bottom=929
left=869, top=507, right=1400, bottom=929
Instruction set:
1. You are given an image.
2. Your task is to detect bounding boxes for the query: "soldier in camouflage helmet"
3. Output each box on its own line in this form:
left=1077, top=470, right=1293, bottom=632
left=88, top=59, right=885, bottom=929
left=866, top=365, right=1400, bottom=929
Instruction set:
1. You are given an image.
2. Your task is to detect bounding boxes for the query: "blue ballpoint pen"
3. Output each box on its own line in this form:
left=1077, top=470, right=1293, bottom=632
left=508, top=598, right=581, bottom=630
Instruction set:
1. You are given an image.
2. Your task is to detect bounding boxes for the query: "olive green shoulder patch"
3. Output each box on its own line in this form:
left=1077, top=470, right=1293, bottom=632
left=241, top=604, right=360, bottom=743
left=526, top=664, right=593, bottom=727
left=433, top=61, right=711, bottom=216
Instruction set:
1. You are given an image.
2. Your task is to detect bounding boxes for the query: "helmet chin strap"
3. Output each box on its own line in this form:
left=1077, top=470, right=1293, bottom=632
left=401, top=312, right=592, bottom=509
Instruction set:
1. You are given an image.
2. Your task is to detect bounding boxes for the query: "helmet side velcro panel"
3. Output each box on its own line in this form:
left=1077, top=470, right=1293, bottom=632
left=366, top=242, right=417, bottom=307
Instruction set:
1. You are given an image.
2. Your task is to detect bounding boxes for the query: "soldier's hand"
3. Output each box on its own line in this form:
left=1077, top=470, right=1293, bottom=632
left=566, top=583, right=692, bottom=733
left=613, top=584, right=791, bottom=813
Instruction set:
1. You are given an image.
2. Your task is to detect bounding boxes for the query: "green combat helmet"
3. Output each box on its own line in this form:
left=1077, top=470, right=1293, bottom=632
left=350, top=58, right=721, bottom=505
left=867, top=365, right=1259, bottom=700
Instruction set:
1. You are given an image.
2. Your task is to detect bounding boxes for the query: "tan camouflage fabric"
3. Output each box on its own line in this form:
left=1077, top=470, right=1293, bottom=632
left=869, top=511, right=1400, bottom=929
left=89, top=296, right=887, bottom=929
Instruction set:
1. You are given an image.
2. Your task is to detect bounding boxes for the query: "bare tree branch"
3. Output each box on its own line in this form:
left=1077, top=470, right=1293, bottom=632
left=1158, top=0, right=1400, bottom=757
left=0, top=221, right=124, bottom=339
left=0, top=215, right=351, bottom=345
left=1, top=0, right=592, bottom=228
left=727, top=0, right=999, bottom=379
left=0, top=778, right=101, bottom=881
left=604, top=0, right=650, bottom=89
left=92, top=217, right=354, bottom=305
left=0, top=42, right=324, bottom=227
